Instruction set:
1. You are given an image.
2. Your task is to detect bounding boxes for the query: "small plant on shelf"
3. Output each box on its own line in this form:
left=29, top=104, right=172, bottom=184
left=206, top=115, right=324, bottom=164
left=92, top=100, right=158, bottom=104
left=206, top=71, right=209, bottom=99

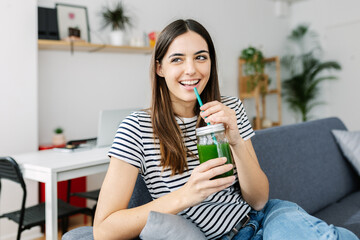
left=101, top=1, right=132, bottom=46
left=102, top=1, right=132, bottom=31
left=240, top=46, right=266, bottom=93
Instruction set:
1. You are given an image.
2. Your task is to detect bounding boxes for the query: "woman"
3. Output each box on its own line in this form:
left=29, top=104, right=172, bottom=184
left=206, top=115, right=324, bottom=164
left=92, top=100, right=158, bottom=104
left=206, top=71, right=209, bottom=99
left=93, top=19, right=357, bottom=240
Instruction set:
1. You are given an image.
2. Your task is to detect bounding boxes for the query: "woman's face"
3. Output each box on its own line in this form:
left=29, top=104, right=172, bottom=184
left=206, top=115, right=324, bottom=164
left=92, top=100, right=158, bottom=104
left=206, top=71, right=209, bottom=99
left=156, top=31, right=211, bottom=108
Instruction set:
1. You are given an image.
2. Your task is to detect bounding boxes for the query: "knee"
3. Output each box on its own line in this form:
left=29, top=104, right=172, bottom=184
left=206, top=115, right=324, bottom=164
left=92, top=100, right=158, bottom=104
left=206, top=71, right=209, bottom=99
left=266, top=199, right=299, bottom=210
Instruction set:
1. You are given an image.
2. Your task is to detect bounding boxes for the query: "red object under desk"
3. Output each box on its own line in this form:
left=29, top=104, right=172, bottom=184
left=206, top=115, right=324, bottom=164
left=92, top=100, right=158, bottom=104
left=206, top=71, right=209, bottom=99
left=38, top=145, right=86, bottom=207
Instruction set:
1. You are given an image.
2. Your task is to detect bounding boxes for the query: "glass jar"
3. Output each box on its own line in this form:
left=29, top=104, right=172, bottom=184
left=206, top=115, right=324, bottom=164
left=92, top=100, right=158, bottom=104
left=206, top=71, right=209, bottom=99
left=196, top=123, right=233, bottom=178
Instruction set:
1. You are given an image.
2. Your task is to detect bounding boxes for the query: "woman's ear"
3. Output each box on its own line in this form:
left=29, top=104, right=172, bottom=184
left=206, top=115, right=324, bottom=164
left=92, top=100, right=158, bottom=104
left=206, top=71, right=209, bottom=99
left=156, top=60, right=164, bottom=77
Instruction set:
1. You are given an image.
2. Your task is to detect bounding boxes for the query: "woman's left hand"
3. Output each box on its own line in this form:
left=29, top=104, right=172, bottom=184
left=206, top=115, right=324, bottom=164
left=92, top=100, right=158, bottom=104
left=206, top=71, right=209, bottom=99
left=200, top=101, right=242, bottom=146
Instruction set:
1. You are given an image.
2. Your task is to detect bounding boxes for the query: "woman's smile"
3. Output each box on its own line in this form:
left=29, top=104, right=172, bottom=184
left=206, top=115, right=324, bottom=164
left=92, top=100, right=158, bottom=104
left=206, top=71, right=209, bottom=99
left=179, top=79, right=201, bottom=90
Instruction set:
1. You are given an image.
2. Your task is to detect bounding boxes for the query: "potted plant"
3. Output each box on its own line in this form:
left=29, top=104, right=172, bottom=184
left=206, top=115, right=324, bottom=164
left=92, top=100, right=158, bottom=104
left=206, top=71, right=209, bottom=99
left=52, top=127, right=66, bottom=146
left=282, top=25, right=341, bottom=122
left=240, top=46, right=267, bottom=93
left=101, top=1, right=132, bottom=46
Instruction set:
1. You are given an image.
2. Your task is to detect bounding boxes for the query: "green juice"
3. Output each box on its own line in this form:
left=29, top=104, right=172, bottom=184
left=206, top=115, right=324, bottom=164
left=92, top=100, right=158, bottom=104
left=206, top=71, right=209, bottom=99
left=197, top=142, right=234, bottom=178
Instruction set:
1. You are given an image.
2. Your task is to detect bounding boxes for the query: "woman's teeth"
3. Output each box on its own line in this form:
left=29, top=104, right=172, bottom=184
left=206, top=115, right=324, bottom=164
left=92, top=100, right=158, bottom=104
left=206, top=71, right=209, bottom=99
left=180, top=80, right=199, bottom=86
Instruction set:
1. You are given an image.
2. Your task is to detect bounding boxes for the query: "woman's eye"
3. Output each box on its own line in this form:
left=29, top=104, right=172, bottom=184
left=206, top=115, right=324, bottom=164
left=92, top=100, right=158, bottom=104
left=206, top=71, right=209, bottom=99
left=196, top=55, right=208, bottom=61
left=171, top=58, right=182, bottom=63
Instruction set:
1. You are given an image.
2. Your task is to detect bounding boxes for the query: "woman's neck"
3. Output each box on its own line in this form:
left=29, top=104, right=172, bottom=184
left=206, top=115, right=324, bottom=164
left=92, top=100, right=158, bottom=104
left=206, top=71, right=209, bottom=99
left=172, top=100, right=197, bottom=118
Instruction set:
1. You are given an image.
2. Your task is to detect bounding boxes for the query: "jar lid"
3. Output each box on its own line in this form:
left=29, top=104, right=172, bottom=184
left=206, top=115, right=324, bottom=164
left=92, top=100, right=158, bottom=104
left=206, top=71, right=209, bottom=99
left=196, top=123, right=225, bottom=136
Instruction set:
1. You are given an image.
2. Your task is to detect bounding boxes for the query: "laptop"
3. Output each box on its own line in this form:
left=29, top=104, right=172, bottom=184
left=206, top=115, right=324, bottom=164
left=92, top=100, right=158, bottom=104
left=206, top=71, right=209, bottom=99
left=54, top=109, right=134, bottom=152
left=95, top=108, right=135, bottom=148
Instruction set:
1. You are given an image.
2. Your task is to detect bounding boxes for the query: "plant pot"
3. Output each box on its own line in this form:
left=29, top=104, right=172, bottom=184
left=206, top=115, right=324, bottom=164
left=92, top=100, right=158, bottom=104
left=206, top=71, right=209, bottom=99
left=52, top=133, right=66, bottom=146
left=109, top=30, right=124, bottom=46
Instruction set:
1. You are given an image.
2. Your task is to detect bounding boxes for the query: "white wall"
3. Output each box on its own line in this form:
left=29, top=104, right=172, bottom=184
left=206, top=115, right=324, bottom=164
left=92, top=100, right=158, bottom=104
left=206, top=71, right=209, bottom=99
left=290, top=0, right=360, bottom=130
left=37, top=0, right=290, bottom=145
left=0, top=0, right=41, bottom=239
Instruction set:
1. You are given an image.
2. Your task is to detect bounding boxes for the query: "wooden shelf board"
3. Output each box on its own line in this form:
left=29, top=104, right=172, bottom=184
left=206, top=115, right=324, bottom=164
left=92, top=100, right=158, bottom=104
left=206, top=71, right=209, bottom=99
left=272, top=122, right=280, bottom=126
left=38, top=39, right=153, bottom=54
left=240, top=89, right=279, bottom=99
left=239, top=56, right=278, bottom=64
left=267, top=89, right=280, bottom=94
left=263, top=56, right=278, bottom=63
left=240, top=92, right=256, bottom=99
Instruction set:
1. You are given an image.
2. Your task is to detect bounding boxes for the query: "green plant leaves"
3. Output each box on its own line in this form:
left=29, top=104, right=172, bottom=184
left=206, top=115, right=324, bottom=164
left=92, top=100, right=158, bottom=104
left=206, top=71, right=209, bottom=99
left=240, top=46, right=265, bottom=92
left=282, top=25, right=341, bottom=122
left=102, top=2, right=132, bottom=31
left=54, top=127, right=63, bottom=134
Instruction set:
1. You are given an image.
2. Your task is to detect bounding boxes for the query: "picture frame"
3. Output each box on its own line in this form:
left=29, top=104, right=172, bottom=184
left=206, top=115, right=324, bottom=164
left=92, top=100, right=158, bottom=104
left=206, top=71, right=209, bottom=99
left=56, top=3, right=91, bottom=42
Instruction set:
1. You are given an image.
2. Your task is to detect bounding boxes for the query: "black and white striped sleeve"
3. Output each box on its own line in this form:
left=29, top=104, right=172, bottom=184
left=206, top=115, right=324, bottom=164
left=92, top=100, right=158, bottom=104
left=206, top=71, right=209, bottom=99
left=235, top=98, right=255, bottom=140
left=108, top=113, right=145, bottom=173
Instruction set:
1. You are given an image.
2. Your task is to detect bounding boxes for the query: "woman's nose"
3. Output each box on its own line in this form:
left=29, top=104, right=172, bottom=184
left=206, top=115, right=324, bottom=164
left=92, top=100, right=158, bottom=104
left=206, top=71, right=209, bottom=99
left=185, top=60, right=196, bottom=75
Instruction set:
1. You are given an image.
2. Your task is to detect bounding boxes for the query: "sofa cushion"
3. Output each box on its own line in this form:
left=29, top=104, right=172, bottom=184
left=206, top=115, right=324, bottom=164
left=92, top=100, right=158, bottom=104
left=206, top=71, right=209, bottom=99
left=332, top=129, right=360, bottom=176
left=128, top=174, right=153, bottom=209
left=62, top=226, right=94, bottom=240
left=313, top=191, right=360, bottom=238
left=139, top=211, right=206, bottom=240
left=252, top=117, right=360, bottom=214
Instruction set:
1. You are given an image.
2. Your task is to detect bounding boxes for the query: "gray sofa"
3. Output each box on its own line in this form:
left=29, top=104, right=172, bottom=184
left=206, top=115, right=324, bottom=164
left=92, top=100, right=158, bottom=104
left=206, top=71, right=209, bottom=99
left=62, top=117, right=360, bottom=239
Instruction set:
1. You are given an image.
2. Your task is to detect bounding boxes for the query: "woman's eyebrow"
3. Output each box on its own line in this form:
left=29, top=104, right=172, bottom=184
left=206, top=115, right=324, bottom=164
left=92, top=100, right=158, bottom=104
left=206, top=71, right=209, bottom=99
left=168, top=50, right=209, bottom=59
left=168, top=53, right=184, bottom=58
left=195, top=50, right=209, bottom=55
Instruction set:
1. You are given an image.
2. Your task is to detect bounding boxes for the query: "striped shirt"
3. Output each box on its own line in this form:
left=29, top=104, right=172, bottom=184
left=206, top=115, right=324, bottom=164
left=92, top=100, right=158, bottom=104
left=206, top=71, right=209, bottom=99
left=108, top=96, right=255, bottom=239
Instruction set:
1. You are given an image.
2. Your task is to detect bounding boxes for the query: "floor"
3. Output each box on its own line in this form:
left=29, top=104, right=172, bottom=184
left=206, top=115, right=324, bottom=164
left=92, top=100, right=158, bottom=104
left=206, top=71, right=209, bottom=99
left=33, top=215, right=92, bottom=240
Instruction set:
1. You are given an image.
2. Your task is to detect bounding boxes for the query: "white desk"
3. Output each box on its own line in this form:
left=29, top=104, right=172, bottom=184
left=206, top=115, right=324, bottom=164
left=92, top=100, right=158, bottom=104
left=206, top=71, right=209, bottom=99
left=13, top=147, right=110, bottom=240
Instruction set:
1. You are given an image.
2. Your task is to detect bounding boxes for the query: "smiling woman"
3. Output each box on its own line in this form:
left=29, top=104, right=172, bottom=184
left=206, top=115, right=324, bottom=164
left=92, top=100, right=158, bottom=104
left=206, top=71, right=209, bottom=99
left=92, top=19, right=358, bottom=240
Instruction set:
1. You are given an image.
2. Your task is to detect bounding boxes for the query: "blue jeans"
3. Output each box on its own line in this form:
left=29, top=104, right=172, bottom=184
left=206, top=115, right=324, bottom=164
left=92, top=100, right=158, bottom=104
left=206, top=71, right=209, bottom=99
left=220, top=199, right=358, bottom=240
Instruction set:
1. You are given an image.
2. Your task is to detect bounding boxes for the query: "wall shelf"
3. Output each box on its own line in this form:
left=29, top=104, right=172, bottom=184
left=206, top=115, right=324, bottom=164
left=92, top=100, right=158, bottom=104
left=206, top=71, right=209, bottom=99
left=238, top=56, right=282, bottom=130
left=38, top=39, right=153, bottom=54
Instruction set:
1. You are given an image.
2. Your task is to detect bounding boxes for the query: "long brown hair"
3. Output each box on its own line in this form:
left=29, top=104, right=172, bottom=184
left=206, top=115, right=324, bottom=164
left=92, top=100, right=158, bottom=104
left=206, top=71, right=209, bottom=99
left=150, top=19, right=221, bottom=175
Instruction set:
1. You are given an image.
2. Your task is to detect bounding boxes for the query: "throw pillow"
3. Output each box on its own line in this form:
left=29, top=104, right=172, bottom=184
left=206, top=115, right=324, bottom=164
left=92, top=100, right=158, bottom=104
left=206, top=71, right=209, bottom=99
left=139, top=211, right=206, bottom=240
left=332, top=129, right=360, bottom=176
left=62, top=226, right=94, bottom=240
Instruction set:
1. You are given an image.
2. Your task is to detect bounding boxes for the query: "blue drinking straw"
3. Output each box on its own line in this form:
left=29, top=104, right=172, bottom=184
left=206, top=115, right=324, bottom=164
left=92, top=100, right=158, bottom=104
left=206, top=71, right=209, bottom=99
left=194, top=87, right=218, bottom=145
left=194, top=87, right=209, bottom=126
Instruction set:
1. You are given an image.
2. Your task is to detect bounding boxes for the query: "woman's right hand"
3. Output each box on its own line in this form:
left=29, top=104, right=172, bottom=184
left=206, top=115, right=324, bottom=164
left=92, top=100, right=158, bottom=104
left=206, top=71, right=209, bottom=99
left=180, top=157, right=235, bottom=207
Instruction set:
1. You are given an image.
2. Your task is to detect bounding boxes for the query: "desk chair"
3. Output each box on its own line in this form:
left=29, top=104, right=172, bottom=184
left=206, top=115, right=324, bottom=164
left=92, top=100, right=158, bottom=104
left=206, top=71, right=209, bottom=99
left=0, top=156, right=93, bottom=240
left=66, top=180, right=99, bottom=221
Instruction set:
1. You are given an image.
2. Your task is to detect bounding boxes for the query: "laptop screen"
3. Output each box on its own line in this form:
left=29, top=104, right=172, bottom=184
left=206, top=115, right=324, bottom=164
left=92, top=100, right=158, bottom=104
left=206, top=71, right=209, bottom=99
left=96, top=109, right=135, bottom=148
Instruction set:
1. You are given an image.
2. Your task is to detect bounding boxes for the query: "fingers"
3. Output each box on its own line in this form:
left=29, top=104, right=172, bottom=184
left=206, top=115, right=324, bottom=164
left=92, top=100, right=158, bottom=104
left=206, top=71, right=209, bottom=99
left=184, top=158, right=235, bottom=205
left=195, top=157, right=227, bottom=173
left=203, top=163, right=234, bottom=180
left=200, top=100, right=220, bottom=110
left=195, top=157, right=234, bottom=180
left=200, top=101, right=236, bottom=126
left=204, top=115, right=230, bottom=125
left=200, top=101, right=223, bottom=118
left=208, top=175, right=236, bottom=191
